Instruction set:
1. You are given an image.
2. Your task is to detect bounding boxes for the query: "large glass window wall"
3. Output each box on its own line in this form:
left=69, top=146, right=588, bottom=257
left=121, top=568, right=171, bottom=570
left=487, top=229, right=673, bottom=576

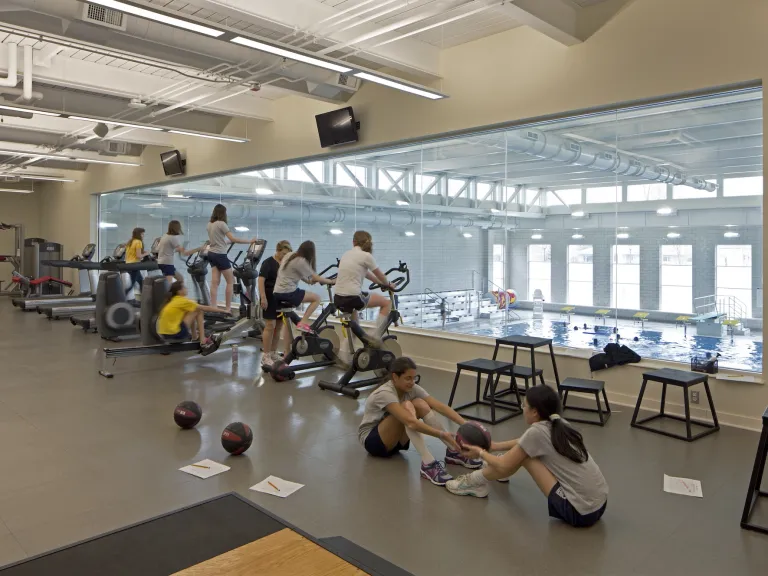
left=98, top=88, right=763, bottom=372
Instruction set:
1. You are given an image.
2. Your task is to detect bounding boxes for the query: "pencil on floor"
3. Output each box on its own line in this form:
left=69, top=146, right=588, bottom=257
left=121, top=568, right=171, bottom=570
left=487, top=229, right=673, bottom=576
left=268, top=481, right=280, bottom=491
left=191, top=464, right=210, bottom=469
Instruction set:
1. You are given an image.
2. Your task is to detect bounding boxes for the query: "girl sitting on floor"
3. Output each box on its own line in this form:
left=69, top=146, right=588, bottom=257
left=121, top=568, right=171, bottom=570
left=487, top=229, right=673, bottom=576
left=358, top=357, right=483, bottom=487
left=446, top=384, right=608, bottom=528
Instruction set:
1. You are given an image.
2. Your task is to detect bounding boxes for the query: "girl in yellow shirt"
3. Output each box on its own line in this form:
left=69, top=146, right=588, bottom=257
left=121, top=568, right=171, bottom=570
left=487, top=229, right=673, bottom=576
left=157, top=282, right=221, bottom=345
left=125, top=227, right=149, bottom=294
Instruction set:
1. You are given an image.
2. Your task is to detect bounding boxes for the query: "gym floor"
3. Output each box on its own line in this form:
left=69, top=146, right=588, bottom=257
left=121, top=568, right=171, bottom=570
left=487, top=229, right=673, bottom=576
left=0, top=302, right=766, bottom=575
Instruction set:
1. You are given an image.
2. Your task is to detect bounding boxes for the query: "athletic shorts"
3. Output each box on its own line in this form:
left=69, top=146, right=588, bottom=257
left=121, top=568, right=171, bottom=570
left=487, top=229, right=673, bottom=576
left=158, top=264, right=176, bottom=277
left=547, top=482, right=606, bottom=528
left=207, top=252, right=231, bottom=271
left=334, top=293, right=370, bottom=313
left=162, top=323, right=191, bottom=342
left=263, top=293, right=278, bottom=320
left=274, top=289, right=305, bottom=309
left=363, top=417, right=410, bottom=458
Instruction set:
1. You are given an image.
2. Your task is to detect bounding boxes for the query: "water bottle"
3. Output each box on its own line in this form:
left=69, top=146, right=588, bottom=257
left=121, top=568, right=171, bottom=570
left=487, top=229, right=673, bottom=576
left=231, top=344, right=239, bottom=365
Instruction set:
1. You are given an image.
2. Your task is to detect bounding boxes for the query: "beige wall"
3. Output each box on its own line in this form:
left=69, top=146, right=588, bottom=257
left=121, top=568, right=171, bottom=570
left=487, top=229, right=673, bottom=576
left=34, top=0, right=768, bottom=417
left=0, top=193, right=41, bottom=286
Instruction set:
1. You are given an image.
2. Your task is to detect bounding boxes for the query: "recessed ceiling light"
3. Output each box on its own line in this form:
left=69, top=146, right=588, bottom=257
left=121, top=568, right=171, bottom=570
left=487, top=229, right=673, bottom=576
left=395, top=200, right=409, bottom=206
left=668, top=225, right=679, bottom=228
left=571, top=210, right=586, bottom=218
left=89, top=0, right=225, bottom=37
left=232, top=37, right=352, bottom=74
left=168, top=130, right=248, bottom=143
left=617, top=233, right=629, bottom=239
left=490, top=208, right=501, bottom=214
left=724, top=231, right=740, bottom=238
left=354, top=72, right=445, bottom=100
left=572, top=234, right=584, bottom=239
left=0, top=149, right=140, bottom=166
left=724, top=224, right=738, bottom=227
left=531, top=234, right=542, bottom=240
left=99, top=222, right=118, bottom=228
left=69, top=116, right=164, bottom=131
left=255, top=188, right=274, bottom=196
left=656, top=206, right=674, bottom=215
left=618, top=226, right=629, bottom=229
left=404, top=231, right=416, bottom=237
left=0, top=105, right=60, bottom=117
left=329, top=229, right=343, bottom=235
left=167, top=193, right=188, bottom=198
left=667, top=232, right=681, bottom=239
left=462, top=232, right=473, bottom=238
left=234, top=226, right=250, bottom=232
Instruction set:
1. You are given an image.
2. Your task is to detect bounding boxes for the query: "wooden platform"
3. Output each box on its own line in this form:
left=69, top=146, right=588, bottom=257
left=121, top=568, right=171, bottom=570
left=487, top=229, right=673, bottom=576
left=174, top=529, right=367, bottom=576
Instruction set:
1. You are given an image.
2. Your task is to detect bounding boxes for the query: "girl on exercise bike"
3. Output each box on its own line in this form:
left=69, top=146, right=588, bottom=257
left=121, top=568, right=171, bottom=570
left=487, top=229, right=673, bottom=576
left=334, top=230, right=395, bottom=345
left=272, top=241, right=335, bottom=334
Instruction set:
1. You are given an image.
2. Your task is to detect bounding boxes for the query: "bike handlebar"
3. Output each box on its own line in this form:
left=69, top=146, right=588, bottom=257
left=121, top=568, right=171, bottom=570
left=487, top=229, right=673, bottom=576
left=369, top=261, right=410, bottom=293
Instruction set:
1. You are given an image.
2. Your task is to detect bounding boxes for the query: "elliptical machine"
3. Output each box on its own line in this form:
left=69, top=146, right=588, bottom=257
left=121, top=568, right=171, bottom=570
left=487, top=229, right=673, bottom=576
left=266, top=261, right=341, bottom=381
left=199, top=240, right=267, bottom=356
left=185, top=242, right=237, bottom=331
left=318, top=261, right=410, bottom=399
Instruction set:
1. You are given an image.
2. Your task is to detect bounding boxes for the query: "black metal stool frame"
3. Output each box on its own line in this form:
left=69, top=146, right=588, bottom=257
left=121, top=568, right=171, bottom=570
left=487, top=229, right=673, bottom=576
left=741, top=407, right=768, bottom=535
left=447, top=360, right=521, bottom=425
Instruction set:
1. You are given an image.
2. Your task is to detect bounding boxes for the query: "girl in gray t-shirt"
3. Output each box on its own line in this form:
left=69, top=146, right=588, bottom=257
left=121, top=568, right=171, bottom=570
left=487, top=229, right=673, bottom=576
left=446, top=385, right=608, bottom=528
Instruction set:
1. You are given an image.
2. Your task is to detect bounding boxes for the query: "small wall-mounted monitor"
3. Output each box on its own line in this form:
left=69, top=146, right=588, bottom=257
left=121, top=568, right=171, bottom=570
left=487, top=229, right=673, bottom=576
left=316, top=107, right=359, bottom=148
left=160, top=150, right=186, bottom=177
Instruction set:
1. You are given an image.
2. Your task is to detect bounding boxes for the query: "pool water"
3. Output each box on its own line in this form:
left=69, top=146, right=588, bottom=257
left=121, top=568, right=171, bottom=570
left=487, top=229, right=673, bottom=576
left=454, top=320, right=763, bottom=373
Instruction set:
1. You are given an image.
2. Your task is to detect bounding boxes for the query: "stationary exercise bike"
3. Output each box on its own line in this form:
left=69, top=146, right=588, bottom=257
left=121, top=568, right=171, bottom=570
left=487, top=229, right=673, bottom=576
left=318, top=261, right=410, bottom=399
left=266, top=261, right=341, bottom=382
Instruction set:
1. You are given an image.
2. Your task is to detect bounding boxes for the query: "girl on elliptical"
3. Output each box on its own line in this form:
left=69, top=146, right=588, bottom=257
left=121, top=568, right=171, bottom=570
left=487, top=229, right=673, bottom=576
left=334, top=230, right=395, bottom=346
left=157, top=281, right=222, bottom=346
left=206, top=204, right=257, bottom=316
left=125, top=227, right=149, bottom=295
left=358, top=357, right=482, bottom=487
left=157, top=220, right=200, bottom=285
left=272, top=240, right=334, bottom=334
left=258, top=240, right=293, bottom=367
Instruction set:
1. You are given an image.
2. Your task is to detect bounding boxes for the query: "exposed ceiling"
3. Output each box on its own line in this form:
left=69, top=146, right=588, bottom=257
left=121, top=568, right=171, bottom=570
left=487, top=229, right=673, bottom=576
left=0, top=0, right=625, bottom=188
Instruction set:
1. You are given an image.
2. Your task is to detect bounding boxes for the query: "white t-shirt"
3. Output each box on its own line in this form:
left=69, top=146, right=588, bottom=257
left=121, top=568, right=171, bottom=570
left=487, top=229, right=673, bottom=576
left=273, top=254, right=315, bottom=294
left=207, top=221, right=230, bottom=254
left=335, top=246, right=378, bottom=296
left=156, top=234, right=182, bottom=265
left=358, top=380, right=429, bottom=445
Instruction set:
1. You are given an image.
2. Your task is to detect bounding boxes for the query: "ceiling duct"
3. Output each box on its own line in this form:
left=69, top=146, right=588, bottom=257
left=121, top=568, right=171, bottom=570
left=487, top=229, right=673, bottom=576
left=508, top=129, right=718, bottom=192
left=82, top=3, right=127, bottom=31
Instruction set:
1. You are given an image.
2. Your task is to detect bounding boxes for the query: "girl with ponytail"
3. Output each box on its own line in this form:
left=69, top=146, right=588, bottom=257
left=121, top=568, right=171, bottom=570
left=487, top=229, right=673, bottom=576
left=446, top=385, right=608, bottom=528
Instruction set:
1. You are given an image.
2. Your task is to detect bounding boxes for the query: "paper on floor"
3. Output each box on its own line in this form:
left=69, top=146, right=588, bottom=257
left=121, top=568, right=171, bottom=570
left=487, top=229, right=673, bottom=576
left=663, top=474, right=703, bottom=498
left=250, top=475, right=304, bottom=498
left=179, top=459, right=230, bottom=479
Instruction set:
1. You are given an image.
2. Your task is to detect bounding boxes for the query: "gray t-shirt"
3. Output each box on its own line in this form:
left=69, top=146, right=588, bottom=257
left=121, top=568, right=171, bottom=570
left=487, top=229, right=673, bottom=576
left=273, top=254, right=314, bottom=294
left=358, top=380, right=429, bottom=445
left=519, top=421, right=608, bottom=515
left=207, top=221, right=230, bottom=254
left=157, top=234, right=182, bottom=265
left=335, top=247, right=378, bottom=296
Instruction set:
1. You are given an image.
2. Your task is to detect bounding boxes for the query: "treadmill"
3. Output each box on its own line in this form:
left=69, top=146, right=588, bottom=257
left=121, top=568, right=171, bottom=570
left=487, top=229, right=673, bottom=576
left=12, top=244, right=97, bottom=311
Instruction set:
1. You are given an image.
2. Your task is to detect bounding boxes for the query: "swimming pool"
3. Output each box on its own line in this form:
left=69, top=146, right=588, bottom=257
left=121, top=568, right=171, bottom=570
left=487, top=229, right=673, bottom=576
left=448, top=319, right=763, bottom=373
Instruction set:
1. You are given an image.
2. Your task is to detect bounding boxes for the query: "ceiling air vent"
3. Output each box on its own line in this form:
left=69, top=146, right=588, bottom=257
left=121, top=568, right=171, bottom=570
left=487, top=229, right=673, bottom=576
left=82, top=3, right=128, bottom=31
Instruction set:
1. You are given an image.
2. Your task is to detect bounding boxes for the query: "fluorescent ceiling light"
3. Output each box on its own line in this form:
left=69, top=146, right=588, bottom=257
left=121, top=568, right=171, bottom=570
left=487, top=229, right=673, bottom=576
left=618, top=226, right=629, bottom=229
left=329, top=229, right=343, bottom=235
left=0, top=149, right=140, bottom=166
left=571, top=210, right=586, bottom=218
left=404, top=231, right=416, bottom=237
left=490, top=208, right=501, bottom=214
left=69, top=115, right=163, bottom=131
left=462, top=232, right=473, bottom=238
left=89, top=0, right=225, bottom=37
left=667, top=232, right=681, bottom=239
left=572, top=234, right=584, bottom=239
left=168, top=130, right=247, bottom=143
left=724, top=231, right=740, bottom=238
left=167, top=193, right=188, bottom=198
left=668, top=225, right=679, bottom=228
left=354, top=72, right=444, bottom=100
left=395, top=200, right=409, bottom=206
left=0, top=187, right=32, bottom=194
left=99, top=222, right=118, bottom=228
left=0, top=105, right=60, bottom=117
left=724, top=224, right=738, bottom=227
left=234, top=226, right=250, bottom=232
left=656, top=206, right=674, bottom=215
left=617, top=233, right=630, bottom=239
left=231, top=37, right=351, bottom=74
left=531, top=234, right=543, bottom=240
left=255, top=188, right=274, bottom=196
left=0, top=174, right=74, bottom=182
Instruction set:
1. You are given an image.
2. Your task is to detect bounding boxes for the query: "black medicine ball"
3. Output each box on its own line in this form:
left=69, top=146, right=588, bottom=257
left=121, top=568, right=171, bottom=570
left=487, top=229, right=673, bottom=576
left=456, top=421, right=492, bottom=450
left=174, top=401, right=202, bottom=429
left=221, top=422, right=253, bottom=455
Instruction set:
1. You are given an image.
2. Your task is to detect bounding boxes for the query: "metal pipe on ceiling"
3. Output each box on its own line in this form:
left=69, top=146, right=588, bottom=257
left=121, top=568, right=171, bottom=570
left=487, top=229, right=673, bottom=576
left=0, top=44, right=18, bottom=88
left=22, top=45, right=33, bottom=101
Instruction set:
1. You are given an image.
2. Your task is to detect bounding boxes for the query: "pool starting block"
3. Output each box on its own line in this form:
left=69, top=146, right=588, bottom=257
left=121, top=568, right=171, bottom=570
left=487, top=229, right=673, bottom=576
left=632, top=311, right=649, bottom=328
left=594, top=309, right=611, bottom=324
left=560, top=306, right=575, bottom=323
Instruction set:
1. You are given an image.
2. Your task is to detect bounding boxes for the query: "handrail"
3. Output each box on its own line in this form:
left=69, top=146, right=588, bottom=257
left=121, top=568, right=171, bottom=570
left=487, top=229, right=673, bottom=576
left=470, top=269, right=505, bottom=295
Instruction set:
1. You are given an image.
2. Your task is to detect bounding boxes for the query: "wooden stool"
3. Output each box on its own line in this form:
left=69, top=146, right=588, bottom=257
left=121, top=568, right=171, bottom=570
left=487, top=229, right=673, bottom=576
left=447, top=359, right=520, bottom=424
left=741, top=406, right=768, bottom=534
left=631, top=368, right=719, bottom=442
left=560, top=378, right=610, bottom=426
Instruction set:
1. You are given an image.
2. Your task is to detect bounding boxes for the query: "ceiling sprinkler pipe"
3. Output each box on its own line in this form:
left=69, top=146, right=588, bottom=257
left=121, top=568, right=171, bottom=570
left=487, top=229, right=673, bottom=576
left=0, top=44, right=18, bottom=88
left=22, top=45, right=32, bottom=101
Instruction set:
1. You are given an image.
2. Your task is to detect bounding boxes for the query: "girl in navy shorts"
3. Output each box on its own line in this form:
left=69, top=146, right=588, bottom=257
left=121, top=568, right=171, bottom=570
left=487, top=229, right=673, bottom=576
left=156, top=220, right=200, bottom=284
left=206, top=204, right=257, bottom=315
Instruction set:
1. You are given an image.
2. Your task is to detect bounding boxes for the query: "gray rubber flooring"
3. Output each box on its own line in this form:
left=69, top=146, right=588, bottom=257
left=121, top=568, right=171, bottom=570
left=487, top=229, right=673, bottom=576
left=0, top=301, right=766, bottom=575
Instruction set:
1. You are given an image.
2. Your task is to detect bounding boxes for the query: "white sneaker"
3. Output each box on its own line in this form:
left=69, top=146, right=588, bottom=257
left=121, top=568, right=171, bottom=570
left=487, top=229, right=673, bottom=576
left=446, top=474, right=490, bottom=498
left=261, top=352, right=274, bottom=367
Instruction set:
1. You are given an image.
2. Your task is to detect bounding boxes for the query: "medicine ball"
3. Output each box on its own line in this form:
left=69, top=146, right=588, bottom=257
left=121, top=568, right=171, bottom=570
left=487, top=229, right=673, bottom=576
left=174, top=401, right=202, bottom=429
left=456, top=421, right=492, bottom=450
left=221, top=422, right=253, bottom=455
